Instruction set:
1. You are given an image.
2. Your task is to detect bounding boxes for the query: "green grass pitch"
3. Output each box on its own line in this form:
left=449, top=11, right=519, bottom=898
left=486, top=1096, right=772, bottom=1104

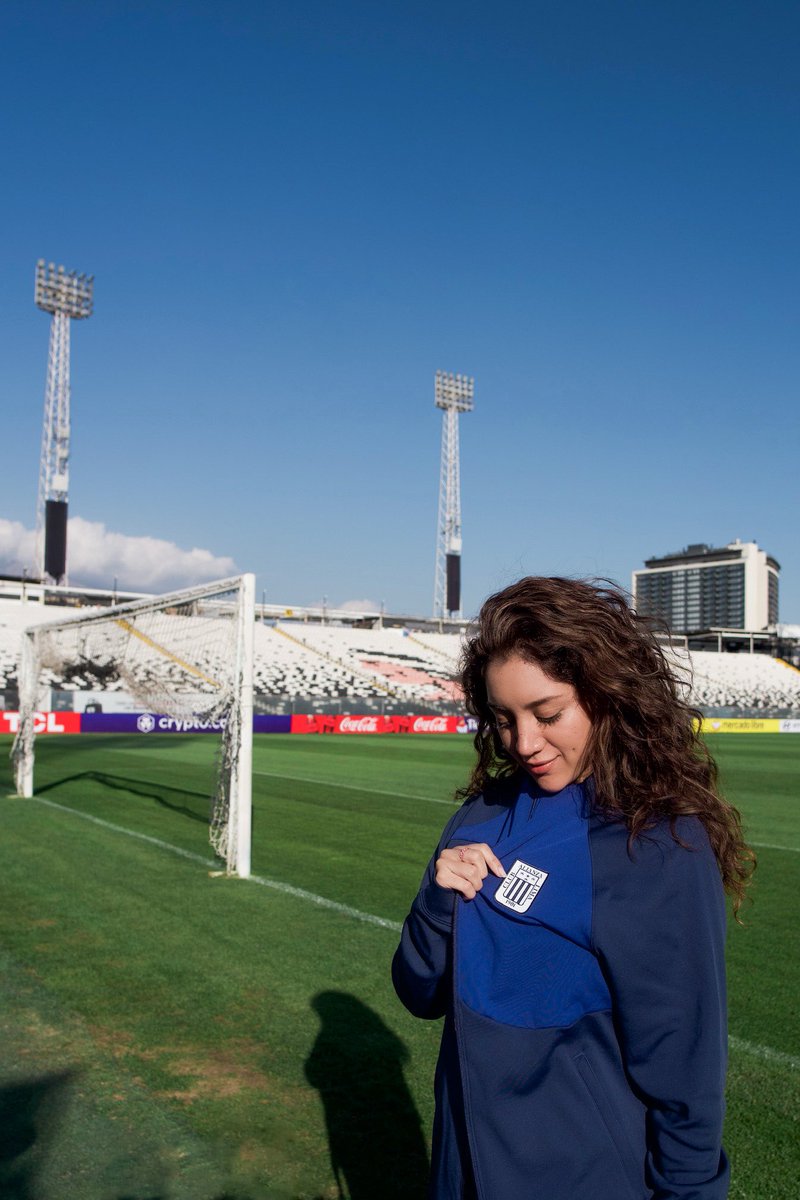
left=0, top=732, right=797, bottom=1199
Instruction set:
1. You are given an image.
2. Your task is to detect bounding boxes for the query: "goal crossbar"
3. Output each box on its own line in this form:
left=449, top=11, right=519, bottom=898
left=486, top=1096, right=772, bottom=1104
left=20, top=574, right=248, bottom=634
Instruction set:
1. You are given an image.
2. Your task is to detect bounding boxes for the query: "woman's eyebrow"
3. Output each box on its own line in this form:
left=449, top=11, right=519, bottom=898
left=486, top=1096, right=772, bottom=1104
left=488, top=694, right=563, bottom=710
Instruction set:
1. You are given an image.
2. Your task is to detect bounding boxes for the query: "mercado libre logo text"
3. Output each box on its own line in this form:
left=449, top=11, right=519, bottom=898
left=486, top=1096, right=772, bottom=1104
left=495, top=860, right=549, bottom=913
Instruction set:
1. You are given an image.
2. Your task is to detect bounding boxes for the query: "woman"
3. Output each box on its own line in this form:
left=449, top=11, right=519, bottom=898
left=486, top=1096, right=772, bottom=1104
left=392, top=577, right=753, bottom=1200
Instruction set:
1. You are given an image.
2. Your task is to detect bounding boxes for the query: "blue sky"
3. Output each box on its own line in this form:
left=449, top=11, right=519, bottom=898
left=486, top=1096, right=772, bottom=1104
left=1, top=1, right=798, bottom=619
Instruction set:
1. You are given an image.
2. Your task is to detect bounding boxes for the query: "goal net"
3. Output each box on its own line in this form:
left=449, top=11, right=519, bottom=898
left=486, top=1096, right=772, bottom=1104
left=11, top=573, right=255, bottom=877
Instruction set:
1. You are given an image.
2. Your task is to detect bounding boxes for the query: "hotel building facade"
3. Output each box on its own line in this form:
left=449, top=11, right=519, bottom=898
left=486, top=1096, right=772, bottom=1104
left=632, top=540, right=779, bottom=634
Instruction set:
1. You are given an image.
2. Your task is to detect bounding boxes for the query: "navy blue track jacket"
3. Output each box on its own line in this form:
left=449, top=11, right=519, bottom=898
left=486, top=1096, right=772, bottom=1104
left=392, top=775, right=729, bottom=1200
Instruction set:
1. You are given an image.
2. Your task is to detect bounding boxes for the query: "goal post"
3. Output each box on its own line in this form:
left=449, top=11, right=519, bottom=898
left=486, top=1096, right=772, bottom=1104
left=215, top=571, right=254, bottom=879
left=12, top=573, right=256, bottom=878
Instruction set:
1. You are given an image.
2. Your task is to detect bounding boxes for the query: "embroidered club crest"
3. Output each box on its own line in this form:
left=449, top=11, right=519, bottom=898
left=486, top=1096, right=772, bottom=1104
left=495, top=859, right=548, bottom=913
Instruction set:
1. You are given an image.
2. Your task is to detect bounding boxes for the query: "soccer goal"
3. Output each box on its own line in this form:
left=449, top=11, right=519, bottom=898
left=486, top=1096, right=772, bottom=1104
left=12, top=573, right=255, bottom=877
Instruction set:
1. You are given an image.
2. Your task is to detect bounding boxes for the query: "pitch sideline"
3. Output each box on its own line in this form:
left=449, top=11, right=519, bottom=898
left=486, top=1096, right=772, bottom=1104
left=29, top=794, right=402, bottom=931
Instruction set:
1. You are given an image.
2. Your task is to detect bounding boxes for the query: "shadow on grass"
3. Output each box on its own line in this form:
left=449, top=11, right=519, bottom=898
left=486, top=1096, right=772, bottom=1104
left=36, top=771, right=210, bottom=826
left=114, top=1194, right=251, bottom=1199
left=0, top=1070, right=74, bottom=1200
left=0, top=1069, right=253, bottom=1200
left=305, top=992, right=429, bottom=1199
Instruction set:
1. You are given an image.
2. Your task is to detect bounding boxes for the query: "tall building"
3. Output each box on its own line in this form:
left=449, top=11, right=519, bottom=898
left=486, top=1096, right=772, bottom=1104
left=632, top=540, right=779, bottom=633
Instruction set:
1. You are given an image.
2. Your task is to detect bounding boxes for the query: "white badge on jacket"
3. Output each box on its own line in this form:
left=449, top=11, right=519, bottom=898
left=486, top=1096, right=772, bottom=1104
left=495, top=859, right=548, bottom=912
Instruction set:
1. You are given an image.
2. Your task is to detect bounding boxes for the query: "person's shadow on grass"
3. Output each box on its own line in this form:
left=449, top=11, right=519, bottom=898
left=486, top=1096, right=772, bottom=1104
left=305, top=992, right=429, bottom=1200
left=0, top=1070, right=74, bottom=1200
left=0, top=1071, right=251, bottom=1200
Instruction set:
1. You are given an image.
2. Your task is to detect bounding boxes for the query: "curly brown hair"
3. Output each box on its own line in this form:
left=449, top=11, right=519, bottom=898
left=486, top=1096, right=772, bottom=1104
left=459, top=576, right=755, bottom=916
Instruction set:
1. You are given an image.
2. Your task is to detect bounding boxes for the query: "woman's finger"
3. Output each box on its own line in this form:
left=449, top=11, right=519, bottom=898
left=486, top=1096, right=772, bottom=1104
left=434, top=853, right=487, bottom=898
left=458, top=843, right=506, bottom=878
left=434, top=864, right=477, bottom=898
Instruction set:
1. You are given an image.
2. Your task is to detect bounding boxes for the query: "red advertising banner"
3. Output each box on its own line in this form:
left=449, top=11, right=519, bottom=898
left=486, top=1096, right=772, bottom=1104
left=1, top=711, right=82, bottom=735
left=290, top=714, right=474, bottom=734
left=0, top=711, right=476, bottom=736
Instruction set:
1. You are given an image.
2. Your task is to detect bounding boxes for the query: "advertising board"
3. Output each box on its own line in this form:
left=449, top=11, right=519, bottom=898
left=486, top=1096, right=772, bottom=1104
left=700, top=718, right=782, bottom=733
left=0, top=711, right=81, bottom=734
left=0, top=712, right=291, bottom=734
left=289, top=714, right=477, bottom=734
left=79, top=713, right=292, bottom=734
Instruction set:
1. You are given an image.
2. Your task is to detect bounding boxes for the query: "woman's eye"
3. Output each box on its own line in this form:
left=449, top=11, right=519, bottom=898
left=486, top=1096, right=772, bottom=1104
left=494, top=718, right=511, bottom=731
left=539, top=712, right=562, bottom=726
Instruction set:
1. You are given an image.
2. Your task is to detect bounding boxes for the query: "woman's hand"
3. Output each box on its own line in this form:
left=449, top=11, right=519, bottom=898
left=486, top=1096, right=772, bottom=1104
left=434, top=843, right=506, bottom=900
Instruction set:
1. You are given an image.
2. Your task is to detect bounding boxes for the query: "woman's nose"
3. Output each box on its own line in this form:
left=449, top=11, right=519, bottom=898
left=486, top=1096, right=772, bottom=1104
left=515, top=719, right=547, bottom=758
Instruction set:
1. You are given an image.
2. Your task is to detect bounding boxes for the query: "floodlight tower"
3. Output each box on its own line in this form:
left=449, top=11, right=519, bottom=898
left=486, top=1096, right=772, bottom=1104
left=34, top=259, right=94, bottom=584
left=433, top=370, right=474, bottom=619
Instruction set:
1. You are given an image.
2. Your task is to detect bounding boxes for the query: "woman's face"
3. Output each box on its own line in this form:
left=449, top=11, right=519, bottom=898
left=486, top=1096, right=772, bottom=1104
left=485, top=655, right=593, bottom=793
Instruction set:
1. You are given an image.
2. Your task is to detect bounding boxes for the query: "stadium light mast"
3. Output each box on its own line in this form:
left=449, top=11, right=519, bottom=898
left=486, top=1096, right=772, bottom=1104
left=433, top=370, right=474, bottom=619
left=34, top=259, right=94, bottom=584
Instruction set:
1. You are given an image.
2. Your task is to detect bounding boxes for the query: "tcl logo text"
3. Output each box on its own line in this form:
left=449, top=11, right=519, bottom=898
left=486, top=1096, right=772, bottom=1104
left=1, top=711, right=81, bottom=734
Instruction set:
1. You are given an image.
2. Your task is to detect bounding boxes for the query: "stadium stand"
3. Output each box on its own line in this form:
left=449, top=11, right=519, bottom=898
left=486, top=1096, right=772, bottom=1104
left=2, top=598, right=799, bottom=715
left=670, top=649, right=800, bottom=714
left=0, top=601, right=112, bottom=700
left=268, top=622, right=461, bottom=702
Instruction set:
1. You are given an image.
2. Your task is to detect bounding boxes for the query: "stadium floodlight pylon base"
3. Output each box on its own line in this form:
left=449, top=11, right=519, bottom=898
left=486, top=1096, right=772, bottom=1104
left=12, top=573, right=255, bottom=878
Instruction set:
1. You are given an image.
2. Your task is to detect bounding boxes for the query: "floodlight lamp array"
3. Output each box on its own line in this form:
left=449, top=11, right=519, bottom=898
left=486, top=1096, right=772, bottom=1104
left=435, top=369, right=474, bottom=412
left=35, top=259, right=94, bottom=319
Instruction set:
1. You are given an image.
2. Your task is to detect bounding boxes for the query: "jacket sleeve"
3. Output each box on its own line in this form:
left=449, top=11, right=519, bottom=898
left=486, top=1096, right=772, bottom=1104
left=591, top=816, right=730, bottom=1199
left=391, top=808, right=469, bottom=1020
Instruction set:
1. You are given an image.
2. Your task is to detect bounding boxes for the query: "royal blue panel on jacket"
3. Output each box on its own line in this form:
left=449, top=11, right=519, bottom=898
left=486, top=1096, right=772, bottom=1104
left=454, top=781, right=611, bottom=1028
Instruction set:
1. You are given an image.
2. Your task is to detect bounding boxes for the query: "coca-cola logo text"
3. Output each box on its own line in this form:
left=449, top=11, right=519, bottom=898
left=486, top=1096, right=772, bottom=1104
left=339, top=716, right=381, bottom=733
left=412, top=716, right=449, bottom=733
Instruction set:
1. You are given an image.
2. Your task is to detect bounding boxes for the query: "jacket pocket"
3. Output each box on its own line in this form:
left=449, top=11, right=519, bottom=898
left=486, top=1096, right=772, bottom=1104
left=573, top=1052, right=647, bottom=1199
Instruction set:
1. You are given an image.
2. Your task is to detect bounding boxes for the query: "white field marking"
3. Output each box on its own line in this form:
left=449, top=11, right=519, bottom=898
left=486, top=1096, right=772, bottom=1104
left=14, top=799, right=800, bottom=1070
left=728, top=1036, right=800, bottom=1071
left=244, top=873, right=401, bottom=930
left=253, top=768, right=455, bottom=806
left=28, top=796, right=402, bottom=933
left=749, top=840, right=800, bottom=854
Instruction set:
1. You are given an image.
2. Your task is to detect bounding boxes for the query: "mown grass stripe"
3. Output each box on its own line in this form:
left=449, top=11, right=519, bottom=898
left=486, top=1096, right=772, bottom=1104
left=253, top=767, right=455, bottom=805
left=31, top=796, right=214, bottom=866
left=101, top=746, right=455, bottom=805
left=29, top=796, right=401, bottom=932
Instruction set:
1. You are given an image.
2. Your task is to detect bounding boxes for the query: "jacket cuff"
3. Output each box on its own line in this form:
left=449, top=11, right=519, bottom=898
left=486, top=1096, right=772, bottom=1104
left=415, top=881, right=457, bottom=930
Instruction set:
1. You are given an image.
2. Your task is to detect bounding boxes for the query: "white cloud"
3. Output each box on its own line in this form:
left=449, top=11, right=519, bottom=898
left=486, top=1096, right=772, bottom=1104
left=0, top=515, right=237, bottom=593
left=0, top=519, right=35, bottom=576
left=338, top=598, right=380, bottom=612
left=308, top=597, right=381, bottom=613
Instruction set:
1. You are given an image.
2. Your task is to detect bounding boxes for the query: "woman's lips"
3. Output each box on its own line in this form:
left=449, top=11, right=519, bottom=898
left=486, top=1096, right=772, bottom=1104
left=527, top=758, right=557, bottom=775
